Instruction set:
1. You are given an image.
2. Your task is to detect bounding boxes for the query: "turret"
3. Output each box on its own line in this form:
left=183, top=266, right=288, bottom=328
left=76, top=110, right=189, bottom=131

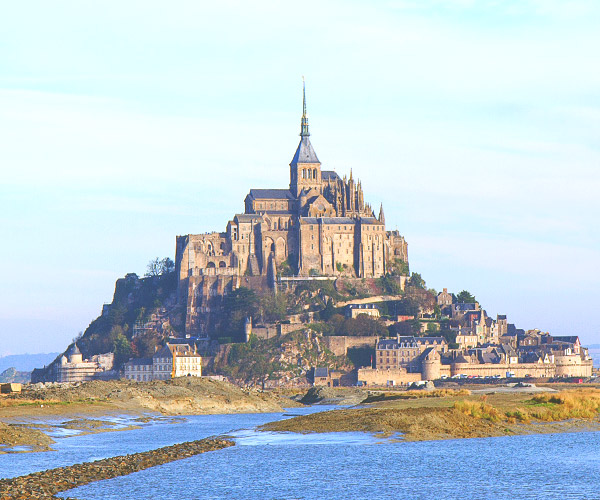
left=378, top=203, right=385, bottom=224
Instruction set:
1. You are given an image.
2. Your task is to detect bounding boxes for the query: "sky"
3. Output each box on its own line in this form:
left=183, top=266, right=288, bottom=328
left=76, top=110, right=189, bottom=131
left=1, top=0, right=599, bottom=355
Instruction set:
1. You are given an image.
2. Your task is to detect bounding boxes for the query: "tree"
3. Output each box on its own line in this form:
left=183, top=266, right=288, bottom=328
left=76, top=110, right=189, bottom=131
left=456, top=290, right=477, bottom=304
left=222, top=287, right=260, bottom=339
left=409, top=272, right=426, bottom=289
left=145, top=257, right=175, bottom=277
left=132, top=332, right=160, bottom=358
left=260, top=293, right=288, bottom=323
left=160, top=257, right=175, bottom=274
left=113, top=332, right=132, bottom=366
left=319, top=298, right=336, bottom=322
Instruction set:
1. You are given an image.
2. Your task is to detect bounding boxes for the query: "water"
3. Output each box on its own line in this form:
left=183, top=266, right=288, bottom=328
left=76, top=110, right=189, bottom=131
left=0, top=406, right=335, bottom=479
left=2, top=408, right=600, bottom=500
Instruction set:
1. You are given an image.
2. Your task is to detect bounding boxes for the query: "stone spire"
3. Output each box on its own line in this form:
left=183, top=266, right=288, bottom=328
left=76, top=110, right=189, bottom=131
left=300, top=76, right=310, bottom=137
left=378, top=203, right=385, bottom=224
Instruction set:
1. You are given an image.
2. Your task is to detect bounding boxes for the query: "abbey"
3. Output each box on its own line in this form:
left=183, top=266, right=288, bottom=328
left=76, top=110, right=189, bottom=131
left=175, top=86, right=408, bottom=333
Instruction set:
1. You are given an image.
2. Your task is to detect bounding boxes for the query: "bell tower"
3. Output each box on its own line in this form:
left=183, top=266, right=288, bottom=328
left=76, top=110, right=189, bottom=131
left=290, top=78, right=321, bottom=198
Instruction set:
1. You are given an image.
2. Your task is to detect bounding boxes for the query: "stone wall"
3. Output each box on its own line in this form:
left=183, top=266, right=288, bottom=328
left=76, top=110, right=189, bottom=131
left=357, top=367, right=422, bottom=386
left=322, top=336, right=378, bottom=357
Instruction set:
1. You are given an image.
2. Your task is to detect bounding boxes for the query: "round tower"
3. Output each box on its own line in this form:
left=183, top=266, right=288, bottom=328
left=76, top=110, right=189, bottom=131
left=422, top=349, right=441, bottom=381
left=67, top=343, right=83, bottom=364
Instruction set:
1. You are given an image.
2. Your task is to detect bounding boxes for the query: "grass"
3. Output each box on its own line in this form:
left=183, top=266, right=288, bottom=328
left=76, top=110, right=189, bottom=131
left=453, top=400, right=503, bottom=423
left=454, top=389, right=600, bottom=425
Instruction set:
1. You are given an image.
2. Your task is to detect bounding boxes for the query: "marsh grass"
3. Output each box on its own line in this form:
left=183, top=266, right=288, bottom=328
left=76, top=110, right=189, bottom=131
left=455, top=389, right=600, bottom=424
left=453, top=400, right=502, bottom=422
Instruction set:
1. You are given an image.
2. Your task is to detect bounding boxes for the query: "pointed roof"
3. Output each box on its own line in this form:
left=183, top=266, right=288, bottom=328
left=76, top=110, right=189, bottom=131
left=291, top=137, right=320, bottom=165
left=290, top=79, right=320, bottom=165
left=67, top=343, right=81, bottom=356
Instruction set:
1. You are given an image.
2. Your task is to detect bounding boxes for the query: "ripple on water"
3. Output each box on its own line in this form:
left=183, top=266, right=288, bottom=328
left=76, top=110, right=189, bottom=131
left=57, top=430, right=600, bottom=500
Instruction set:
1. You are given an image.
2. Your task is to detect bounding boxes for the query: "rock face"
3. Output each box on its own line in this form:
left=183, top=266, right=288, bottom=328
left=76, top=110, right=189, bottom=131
left=0, top=437, right=234, bottom=499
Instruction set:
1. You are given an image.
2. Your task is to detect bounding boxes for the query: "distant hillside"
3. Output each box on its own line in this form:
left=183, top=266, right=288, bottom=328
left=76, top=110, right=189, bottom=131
left=0, top=353, right=59, bottom=372
left=0, top=367, right=30, bottom=383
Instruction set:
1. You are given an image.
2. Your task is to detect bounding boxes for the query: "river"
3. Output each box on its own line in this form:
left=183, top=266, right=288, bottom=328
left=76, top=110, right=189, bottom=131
left=1, top=407, right=599, bottom=499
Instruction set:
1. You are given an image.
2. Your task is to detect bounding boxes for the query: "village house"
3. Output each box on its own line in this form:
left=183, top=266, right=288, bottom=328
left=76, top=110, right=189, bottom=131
left=124, top=343, right=202, bottom=381
left=345, top=303, right=380, bottom=319
left=376, top=336, right=448, bottom=372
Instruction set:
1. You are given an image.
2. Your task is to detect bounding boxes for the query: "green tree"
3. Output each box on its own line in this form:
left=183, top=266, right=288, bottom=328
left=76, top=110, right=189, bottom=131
left=260, top=293, right=288, bottom=323
left=319, top=298, right=336, bottom=322
left=426, top=322, right=440, bottom=334
left=222, top=287, right=260, bottom=339
left=113, top=332, right=132, bottom=366
left=145, top=257, right=175, bottom=277
left=132, top=332, right=160, bottom=358
left=409, top=272, right=426, bottom=289
left=456, top=290, right=477, bottom=304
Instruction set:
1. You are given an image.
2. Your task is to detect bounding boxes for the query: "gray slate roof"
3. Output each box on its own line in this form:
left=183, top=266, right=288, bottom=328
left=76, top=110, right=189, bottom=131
left=322, top=170, right=340, bottom=181
left=314, top=367, right=329, bottom=378
left=234, top=214, right=263, bottom=223
left=248, top=189, right=294, bottom=200
left=300, top=217, right=356, bottom=224
left=290, top=137, right=320, bottom=165
left=124, top=357, right=153, bottom=366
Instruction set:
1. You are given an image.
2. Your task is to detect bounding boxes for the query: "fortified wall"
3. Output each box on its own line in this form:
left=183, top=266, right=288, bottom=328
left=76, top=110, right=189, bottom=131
left=358, top=356, right=593, bottom=386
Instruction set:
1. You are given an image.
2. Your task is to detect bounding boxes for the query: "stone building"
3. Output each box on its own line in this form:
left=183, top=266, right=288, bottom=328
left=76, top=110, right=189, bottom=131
left=360, top=333, right=593, bottom=386
left=124, top=343, right=202, bottom=381
left=52, top=344, right=114, bottom=383
left=437, top=288, right=453, bottom=307
left=375, top=336, right=448, bottom=372
left=345, top=303, right=380, bottom=319
left=175, top=85, right=408, bottom=335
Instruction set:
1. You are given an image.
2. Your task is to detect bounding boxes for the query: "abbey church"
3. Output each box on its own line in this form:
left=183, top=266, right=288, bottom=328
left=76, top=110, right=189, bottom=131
left=175, top=86, right=408, bottom=334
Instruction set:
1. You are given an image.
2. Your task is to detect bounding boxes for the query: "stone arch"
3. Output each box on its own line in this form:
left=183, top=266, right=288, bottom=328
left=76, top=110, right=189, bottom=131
left=207, top=262, right=216, bottom=269
left=264, top=236, right=275, bottom=256
left=219, top=261, right=227, bottom=268
left=275, top=237, right=286, bottom=262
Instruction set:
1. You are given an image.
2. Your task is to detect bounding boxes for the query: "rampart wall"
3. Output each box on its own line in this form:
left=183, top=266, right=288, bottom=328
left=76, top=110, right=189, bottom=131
left=322, top=336, right=378, bottom=357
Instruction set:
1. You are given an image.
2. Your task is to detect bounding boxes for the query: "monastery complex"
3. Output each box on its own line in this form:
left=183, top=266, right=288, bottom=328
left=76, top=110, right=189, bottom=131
left=175, top=84, right=407, bottom=335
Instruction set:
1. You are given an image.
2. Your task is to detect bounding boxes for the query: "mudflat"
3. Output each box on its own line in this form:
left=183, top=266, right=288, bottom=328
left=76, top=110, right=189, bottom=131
left=261, top=386, right=600, bottom=441
left=0, top=377, right=301, bottom=451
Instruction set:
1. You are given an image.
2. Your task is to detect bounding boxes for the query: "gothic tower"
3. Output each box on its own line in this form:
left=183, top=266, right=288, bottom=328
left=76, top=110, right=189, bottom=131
left=290, top=79, right=322, bottom=198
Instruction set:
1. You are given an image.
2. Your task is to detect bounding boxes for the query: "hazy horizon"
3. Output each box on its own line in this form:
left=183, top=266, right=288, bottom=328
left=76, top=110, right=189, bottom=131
left=1, top=1, right=599, bottom=355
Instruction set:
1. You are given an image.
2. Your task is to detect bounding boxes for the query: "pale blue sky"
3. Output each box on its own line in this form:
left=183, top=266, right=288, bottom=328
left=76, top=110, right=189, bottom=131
left=1, top=0, right=599, bottom=355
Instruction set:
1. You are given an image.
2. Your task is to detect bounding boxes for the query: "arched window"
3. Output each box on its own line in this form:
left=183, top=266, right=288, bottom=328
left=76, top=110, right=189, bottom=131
left=313, top=168, right=317, bottom=179
left=219, top=261, right=227, bottom=268
left=207, top=262, right=216, bottom=269
left=302, top=169, right=306, bottom=179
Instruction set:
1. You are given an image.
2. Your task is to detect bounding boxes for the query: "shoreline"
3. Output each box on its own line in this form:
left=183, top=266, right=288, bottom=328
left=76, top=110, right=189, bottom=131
left=0, top=436, right=235, bottom=499
left=260, top=406, right=600, bottom=441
